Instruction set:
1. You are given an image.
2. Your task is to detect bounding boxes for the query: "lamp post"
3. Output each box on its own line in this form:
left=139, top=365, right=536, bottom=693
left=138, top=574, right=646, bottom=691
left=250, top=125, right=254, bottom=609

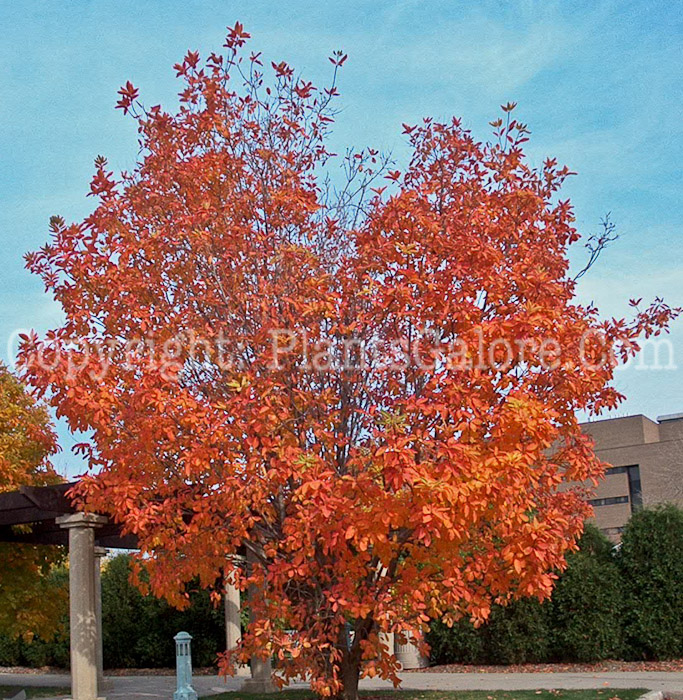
left=173, top=632, right=198, bottom=700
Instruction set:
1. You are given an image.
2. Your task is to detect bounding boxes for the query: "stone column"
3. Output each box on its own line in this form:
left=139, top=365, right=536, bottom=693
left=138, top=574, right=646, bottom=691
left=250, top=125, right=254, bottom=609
left=224, top=565, right=250, bottom=677
left=225, top=570, right=241, bottom=654
left=57, top=513, right=108, bottom=700
left=240, top=549, right=276, bottom=693
left=93, top=547, right=107, bottom=690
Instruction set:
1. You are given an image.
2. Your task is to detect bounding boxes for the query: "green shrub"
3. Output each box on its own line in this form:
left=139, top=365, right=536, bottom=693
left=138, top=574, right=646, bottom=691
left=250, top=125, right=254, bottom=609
left=484, top=597, right=551, bottom=664
left=0, top=634, right=22, bottom=666
left=0, top=631, right=70, bottom=669
left=618, top=504, right=683, bottom=660
left=427, top=617, right=486, bottom=665
left=572, top=522, right=615, bottom=561
left=549, top=524, right=623, bottom=662
left=428, top=597, right=550, bottom=666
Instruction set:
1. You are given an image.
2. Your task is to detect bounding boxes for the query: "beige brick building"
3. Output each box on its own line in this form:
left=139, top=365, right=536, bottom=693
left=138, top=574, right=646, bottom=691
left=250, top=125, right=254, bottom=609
left=580, top=413, right=683, bottom=541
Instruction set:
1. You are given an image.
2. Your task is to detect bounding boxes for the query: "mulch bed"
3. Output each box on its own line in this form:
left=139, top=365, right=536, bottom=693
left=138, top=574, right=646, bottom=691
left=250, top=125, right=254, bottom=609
left=408, top=660, right=683, bottom=673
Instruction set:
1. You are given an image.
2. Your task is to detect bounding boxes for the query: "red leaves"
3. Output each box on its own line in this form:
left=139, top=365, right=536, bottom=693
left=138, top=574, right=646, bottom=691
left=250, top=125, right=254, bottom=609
left=329, top=50, right=348, bottom=67
left=224, top=21, right=250, bottom=49
left=115, top=80, right=139, bottom=114
left=88, top=167, right=115, bottom=196
left=185, top=50, right=200, bottom=69
left=271, top=60, right=294, bottom=79
left=294, top=80, right=315, bottom=99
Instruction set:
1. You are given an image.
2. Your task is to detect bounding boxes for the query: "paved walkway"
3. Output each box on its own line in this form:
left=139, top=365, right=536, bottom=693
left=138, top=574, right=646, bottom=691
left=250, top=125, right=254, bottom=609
left=1, top=670, right=682, bottom=698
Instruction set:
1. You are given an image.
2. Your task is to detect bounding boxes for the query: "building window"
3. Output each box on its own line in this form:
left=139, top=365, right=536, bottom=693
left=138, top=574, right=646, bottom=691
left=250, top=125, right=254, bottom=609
left=605, top=466, right=627, bottom=475
left=603, top=464, right=643, bottom=512
left=590, top=495, right=629, bottom=507
left=627, top=465, right=643, bottom=511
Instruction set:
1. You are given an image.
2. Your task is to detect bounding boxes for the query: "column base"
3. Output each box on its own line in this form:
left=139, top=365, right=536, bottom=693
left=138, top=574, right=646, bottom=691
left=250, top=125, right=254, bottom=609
left=173, top=689, right=198, bottom=700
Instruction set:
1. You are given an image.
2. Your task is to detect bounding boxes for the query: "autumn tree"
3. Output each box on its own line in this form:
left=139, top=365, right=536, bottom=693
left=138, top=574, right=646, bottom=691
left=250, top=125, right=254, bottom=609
left=0, top=362, right=65, bottom=639
left=19, top=26, right=679, bottom=699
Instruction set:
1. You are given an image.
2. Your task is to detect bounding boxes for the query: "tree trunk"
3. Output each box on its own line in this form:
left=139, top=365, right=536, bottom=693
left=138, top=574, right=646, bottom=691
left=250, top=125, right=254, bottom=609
left=338, top=654, right=361, bottom=700
left=335, top=615, right=376, bottom=700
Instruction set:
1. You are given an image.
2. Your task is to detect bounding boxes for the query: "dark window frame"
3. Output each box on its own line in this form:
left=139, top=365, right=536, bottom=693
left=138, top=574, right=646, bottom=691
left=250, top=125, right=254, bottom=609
left=590, top=495, right=629, bottom=507
left=603, top=464, right=643, bottom=512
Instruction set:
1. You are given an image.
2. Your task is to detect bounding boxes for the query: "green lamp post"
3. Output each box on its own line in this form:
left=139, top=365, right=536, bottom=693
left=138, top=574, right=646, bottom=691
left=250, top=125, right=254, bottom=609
left=174, top=631, right=198, bottom=700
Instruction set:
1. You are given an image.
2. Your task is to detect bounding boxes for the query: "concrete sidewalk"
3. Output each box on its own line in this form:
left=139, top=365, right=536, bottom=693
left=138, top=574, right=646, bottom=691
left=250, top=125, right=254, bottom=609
left=391, top=672, right=682, bottom=692
left=2, top=670, right=682, bottom=698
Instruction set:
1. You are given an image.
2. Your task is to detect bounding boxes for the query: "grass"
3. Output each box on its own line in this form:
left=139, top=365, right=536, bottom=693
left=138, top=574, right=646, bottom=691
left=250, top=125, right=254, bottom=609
left=0, top=687, right=651, bottom=700
left=208, top=689, right=650, bottom=700
left=0, top=686, right=67, bottom=699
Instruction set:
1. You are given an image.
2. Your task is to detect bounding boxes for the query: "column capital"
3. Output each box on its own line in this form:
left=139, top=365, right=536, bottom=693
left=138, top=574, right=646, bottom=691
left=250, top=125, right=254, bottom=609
left=56, top=512, right=108, bottom=529
left=93, top=546, right=108, bottom=558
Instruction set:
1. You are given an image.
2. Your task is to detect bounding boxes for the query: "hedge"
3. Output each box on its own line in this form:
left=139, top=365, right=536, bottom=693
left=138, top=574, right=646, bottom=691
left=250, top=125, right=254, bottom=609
left=618, top=504, right=683, bottom=660
left=548, top=525, right=624, bottom=662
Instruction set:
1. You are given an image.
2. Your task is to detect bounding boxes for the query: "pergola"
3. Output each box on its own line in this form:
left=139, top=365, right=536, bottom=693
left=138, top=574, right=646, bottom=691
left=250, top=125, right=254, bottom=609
left=0, top=483, right=273, bottom=700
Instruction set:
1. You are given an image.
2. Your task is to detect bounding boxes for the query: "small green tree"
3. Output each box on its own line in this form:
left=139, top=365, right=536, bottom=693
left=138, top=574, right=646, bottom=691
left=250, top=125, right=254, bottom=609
left=618, top=504, right=683, bottom=659
left=101, top=554, right=147, bottom=668
left=102, top=553, right=226, bottom=668
left=0, top=566, right=69, bottom=668
left=549, top=524, right=623, bottom=662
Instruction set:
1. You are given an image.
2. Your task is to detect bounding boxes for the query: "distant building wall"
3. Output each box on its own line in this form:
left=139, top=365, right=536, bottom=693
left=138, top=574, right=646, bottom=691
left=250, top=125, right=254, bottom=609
left=579, top=413, right=683, bottom=541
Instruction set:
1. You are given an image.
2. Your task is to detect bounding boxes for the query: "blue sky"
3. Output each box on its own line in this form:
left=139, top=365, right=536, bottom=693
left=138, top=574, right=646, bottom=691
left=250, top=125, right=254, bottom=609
left=1, top=1, right=681, bottom=476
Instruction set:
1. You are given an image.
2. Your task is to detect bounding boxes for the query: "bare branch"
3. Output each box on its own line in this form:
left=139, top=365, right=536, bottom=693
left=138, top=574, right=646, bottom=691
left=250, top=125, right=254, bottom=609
left=574, top=213, right=618, bottom=281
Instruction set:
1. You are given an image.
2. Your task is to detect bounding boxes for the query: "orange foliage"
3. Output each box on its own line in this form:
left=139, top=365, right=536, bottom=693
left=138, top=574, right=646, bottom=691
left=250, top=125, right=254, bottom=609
left=0, top=363, right=58, bottom=492
left=0, top=363, right=64, bottom=640
left=19, top=26, right=679, bottom=699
